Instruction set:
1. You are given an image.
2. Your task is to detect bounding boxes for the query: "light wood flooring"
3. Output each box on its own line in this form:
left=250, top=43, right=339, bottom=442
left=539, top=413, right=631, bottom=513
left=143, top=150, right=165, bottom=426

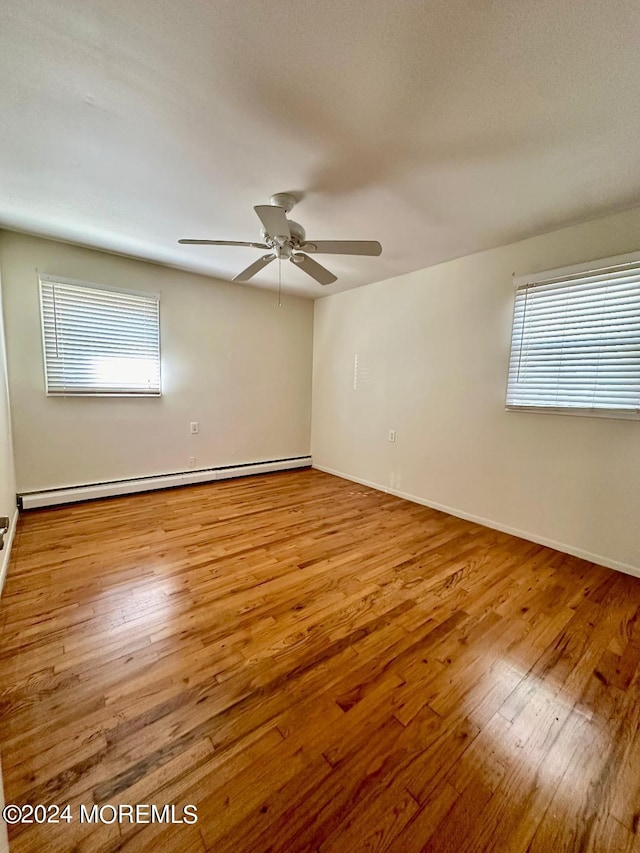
left=1, top=469, right=640, bottom=852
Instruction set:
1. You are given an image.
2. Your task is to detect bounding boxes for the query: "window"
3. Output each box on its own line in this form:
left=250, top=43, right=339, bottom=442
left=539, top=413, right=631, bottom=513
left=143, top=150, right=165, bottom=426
left=40, top=275, right=161, bottom=396
left=506, top=253, right=640, bottom=418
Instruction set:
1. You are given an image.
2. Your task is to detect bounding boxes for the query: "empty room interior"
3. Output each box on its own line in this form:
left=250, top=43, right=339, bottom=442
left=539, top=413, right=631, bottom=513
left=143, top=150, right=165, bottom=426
left=1, top=1, right=640, bottom=851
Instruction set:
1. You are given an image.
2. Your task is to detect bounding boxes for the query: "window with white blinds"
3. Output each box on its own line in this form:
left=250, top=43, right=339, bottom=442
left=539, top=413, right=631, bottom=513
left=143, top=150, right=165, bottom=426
left=39, top=275, right=161, bottom=396
left=506, top=255, right=640, bottom=417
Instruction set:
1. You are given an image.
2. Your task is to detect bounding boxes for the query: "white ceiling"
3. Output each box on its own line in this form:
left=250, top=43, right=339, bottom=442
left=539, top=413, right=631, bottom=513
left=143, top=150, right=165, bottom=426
left=1, top=0, right=640, bottom=299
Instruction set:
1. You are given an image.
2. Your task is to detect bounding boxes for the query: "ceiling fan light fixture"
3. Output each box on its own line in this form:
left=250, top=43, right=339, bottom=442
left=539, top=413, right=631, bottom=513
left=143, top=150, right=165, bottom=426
left=274, top=238, right=292, bottom=260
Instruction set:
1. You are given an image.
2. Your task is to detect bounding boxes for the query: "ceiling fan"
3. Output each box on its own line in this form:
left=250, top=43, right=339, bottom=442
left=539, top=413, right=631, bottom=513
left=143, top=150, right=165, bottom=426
left=178, top=193, right=382, bottom=286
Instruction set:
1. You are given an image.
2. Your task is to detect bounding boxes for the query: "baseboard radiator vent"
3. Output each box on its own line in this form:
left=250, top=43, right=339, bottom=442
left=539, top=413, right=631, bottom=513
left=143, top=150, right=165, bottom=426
left=18, top=456, right=312, bottom=510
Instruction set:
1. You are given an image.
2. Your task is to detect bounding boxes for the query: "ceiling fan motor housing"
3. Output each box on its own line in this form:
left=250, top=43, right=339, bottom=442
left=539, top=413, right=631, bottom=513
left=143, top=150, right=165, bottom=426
left=260, top=219, right=306, bottom=247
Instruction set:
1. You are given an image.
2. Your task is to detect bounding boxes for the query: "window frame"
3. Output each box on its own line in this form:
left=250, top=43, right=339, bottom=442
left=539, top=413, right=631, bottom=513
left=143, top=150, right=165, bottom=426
left=39, top=274, right=162, bottom=398
left=505, top=251, right=640, bottom=421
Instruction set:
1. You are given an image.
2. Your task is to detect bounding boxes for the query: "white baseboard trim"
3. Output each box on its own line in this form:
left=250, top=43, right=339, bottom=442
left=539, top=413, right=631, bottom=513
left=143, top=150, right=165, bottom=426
left=19, top=457, right=312, bottom=510
left=0, top=506, right=19, bottom=597
left=313, top=463, right=640, bottom=579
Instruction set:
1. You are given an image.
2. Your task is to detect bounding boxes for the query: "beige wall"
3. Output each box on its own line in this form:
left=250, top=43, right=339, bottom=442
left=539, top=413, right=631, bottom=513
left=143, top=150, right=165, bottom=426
left=0, top=232, right=313, bottom=493
left=0, top=264, right=17, bottom=591
left=312, top=206, right=640, bottom=575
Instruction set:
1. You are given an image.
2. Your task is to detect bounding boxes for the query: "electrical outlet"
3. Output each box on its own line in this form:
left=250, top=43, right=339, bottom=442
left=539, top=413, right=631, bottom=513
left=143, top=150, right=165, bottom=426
left=190, top=421, right=199, bottom=434
left=188, top=456, right=196, bottom=468
left=389, top=430, right=396, bottom=442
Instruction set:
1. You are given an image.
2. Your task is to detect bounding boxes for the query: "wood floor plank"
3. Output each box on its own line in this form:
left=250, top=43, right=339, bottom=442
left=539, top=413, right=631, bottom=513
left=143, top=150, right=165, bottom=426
left=1, top=469, right=639, bottom=851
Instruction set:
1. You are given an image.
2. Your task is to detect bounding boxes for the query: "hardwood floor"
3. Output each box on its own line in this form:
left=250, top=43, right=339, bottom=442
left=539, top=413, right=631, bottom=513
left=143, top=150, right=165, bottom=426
left=1, top=469, right=639, bottom=852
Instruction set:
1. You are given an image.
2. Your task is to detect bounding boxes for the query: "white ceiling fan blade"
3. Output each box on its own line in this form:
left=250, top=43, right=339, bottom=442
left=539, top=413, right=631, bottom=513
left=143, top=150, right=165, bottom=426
left=254, top=205, right=290, bottom=239
left=301, top=240, right=382, bottom=256
left=291, top=253, right=337, bottom=285
left=178, top=239, right=269, bottom=248
left=233, top=254, right=276, bottom=282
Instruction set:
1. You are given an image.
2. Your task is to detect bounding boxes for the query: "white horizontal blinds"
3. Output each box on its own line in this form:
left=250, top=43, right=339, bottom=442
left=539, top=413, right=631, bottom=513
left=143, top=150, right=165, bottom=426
left=40, top=277, right=161, bottom=395
left=507, top=262, right=640, bottom=413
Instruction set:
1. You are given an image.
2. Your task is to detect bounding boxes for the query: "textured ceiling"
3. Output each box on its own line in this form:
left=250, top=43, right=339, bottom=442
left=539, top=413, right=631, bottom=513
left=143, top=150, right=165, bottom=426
left=1, top=0, right=640, bottom=298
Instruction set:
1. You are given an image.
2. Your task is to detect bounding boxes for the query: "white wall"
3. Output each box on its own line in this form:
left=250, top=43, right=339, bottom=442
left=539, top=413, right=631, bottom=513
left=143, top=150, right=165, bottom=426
left=0, top=232, right=313, bottom=493
left=0, top=261, right=17, bottom=592
left=312, top=206, right=640, bottom=575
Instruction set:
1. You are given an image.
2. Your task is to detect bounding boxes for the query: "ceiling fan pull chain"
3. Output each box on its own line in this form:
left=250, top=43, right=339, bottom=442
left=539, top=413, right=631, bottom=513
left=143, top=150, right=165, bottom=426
left=278, top=260, right=282, bottom=308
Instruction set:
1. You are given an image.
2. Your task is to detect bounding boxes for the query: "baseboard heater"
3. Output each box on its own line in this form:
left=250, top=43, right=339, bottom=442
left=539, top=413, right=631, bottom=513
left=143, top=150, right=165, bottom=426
left=18, top=456, right=312, bottom=510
